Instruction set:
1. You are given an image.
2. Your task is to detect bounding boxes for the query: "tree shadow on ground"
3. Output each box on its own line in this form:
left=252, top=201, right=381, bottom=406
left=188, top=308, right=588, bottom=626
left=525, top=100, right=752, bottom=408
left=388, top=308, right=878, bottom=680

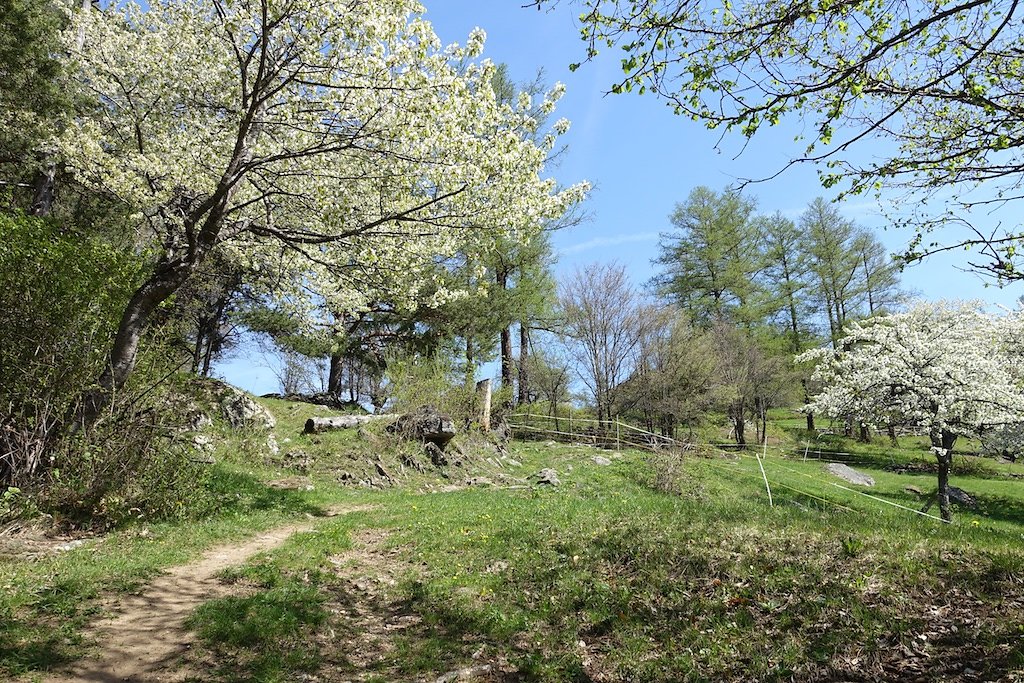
left=0, top=469, right=324, bottom=678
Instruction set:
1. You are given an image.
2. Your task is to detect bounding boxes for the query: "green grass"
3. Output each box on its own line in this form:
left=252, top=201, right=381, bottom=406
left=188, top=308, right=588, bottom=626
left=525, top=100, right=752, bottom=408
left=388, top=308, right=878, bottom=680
left=5, top=397, right=1024, bottom=681
left=182, top=438, right=1024, bottom=681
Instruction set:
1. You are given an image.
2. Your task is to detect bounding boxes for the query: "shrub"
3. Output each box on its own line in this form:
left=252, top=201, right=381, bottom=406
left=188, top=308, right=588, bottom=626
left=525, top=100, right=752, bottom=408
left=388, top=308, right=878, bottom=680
left=0, top=213, right=141, bottom=486
left=382, top=353, right=480, bottom=425
left=0, top=214, right=222, bottom=526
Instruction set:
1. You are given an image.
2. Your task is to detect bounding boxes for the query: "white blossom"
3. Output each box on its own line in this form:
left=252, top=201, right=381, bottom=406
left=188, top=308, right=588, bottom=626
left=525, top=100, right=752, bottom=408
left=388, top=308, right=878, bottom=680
left=798, top=301, right=1024, bottom=439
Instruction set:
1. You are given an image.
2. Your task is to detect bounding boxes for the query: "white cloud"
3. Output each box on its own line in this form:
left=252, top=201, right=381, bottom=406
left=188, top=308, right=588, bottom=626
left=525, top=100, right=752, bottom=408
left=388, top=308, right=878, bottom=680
left=559, top=231, right=660, bottom=255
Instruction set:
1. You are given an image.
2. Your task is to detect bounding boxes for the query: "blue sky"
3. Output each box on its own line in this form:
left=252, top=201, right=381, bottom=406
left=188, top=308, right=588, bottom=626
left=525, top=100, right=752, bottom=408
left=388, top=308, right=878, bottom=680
left=422, top=2, right=1019, bottom=301
left=219, top=1, right=1021, bottom=394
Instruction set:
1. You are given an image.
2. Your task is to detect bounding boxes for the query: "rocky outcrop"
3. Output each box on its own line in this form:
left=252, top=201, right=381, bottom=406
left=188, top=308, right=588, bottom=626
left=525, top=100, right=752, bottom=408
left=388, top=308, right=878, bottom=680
left=388, top=405, right=456, bottom=450
left=217, top=383, right=276, bottom=430
left=533, top=468, right=561, bottom=486
left=825, top=463, right=875, bottom=487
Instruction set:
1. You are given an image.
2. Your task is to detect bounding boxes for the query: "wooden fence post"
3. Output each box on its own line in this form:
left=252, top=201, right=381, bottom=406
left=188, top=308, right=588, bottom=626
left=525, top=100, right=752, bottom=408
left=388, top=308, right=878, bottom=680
left=476, top=379, right=491, bottom=432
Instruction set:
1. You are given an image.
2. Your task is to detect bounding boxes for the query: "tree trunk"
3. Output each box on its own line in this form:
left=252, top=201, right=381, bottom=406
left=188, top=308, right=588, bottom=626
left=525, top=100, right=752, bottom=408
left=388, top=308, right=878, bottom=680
left=517, top=323, right=530, bottom=405
left=476, top=379, right=491, bottom=432
left=328, top=351, right=344, bottom=396
left=733, top=403, right=746, bottom=445
left=888, top=424, right=898, bottom=447
left=71, top=260, right=194, bottom=430
left=29, top=164, right=56, bottom=217
left=464, top=337, right=475, bottom=386
left=753, top=397, right=763, bottom=444
left=801, top=379, right=815, bottom=432
left=191, top=323, right=206, bottom=375
left=201, top=334, right=215, bottom=377
left=500, top=326, right=513, bottom=390
left=930, top=429, right=957, bottom=523
left=858, top=422, right=870, bottom=443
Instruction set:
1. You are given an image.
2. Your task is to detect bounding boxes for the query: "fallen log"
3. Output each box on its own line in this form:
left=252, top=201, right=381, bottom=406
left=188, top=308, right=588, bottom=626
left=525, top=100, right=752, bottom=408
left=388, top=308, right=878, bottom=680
left=303, top=415, right=393, bottom=434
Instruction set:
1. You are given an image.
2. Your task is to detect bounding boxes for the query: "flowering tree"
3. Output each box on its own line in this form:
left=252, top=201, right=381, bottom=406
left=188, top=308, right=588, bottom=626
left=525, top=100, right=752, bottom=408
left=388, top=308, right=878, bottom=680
left=57, top=0, right=587, bottom=426
left=799, top=302, right=1024, bottom=522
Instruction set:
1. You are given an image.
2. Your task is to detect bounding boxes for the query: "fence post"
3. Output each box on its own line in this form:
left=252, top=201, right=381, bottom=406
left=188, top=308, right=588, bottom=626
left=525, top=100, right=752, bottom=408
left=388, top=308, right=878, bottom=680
left=476, top=379, right=491, bottom=432
left=616, top=421, right=621, bottom=450
left=756, top=439, right=774, bottom=507
left=568, top=409, right=572, bottom=442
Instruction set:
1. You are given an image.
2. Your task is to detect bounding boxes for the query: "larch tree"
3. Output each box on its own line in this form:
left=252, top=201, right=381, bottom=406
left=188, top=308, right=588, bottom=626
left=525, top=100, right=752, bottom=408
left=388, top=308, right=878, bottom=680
left=652, top=186, right=763, bottom=327
left=850, top=228, right=903, bottom=316
left=800, top=198, right=862, bottom=346
left=56, top=0, right=588, bottom=429
left=800, top=302, right=1024, bottom=522
left=760, top=211, right=816, bottom=430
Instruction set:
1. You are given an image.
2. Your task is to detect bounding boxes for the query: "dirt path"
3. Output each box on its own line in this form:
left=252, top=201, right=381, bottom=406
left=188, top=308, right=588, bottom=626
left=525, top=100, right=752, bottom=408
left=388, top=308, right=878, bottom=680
left=41, top=506, right=366, bottom=683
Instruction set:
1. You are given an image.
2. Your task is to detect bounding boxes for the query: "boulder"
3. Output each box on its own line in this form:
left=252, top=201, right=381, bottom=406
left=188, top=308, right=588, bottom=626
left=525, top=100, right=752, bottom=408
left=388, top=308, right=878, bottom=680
left=948, top=486, right=978, bottom=509
left=220, top=386, right=276, bottom=430
left=592, top=455, right=612, bottom=466
left=388, top=405, right=456, bottom=449
left=533, top=468, right=561, bottom=486
left=424, top=442, right=448, bottom=467
left=825, top=463, right=875, bottom=487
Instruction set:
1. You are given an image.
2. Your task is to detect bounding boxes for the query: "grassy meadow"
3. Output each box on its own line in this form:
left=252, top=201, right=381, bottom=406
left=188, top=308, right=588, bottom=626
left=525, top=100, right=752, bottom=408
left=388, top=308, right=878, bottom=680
left=2, top=399, right=1022, bottom=682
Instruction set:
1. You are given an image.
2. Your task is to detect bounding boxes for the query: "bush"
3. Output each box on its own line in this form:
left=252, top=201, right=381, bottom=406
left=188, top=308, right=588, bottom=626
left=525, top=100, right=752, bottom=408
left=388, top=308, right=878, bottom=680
left=0, top=214, right=225, bottom=526
left=382, top=353, right=480, bottom=425
left=0, top=213, right=142, bottom=486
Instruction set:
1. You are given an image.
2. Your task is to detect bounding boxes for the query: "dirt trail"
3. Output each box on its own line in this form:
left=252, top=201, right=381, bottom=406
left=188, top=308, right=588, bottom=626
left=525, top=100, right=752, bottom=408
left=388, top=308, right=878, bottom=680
left=41, top=506, right=366, bottom=683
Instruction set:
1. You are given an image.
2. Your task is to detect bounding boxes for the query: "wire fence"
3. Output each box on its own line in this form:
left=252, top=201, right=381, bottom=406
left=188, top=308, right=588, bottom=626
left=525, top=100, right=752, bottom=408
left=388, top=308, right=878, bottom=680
left=510, top=412, right=950, bottom=524
left=508, top=412, right=689, bottom=453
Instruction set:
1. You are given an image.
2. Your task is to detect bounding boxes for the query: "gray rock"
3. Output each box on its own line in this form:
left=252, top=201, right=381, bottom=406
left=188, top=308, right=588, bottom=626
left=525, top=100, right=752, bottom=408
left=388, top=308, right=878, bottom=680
left=55, top=539, right=87, bottom=552
left=949, top=486, right=978, bottom=509
left=374, top=459, right=393, bottom=481
left=185, top=409, right=213, bottom=431
left=505, top=458, right=522, bottom=467
left=193, top=434, right=214, bottom=452
left=425, top=442, right=448, bottom=467
left=466, top=476, right=493, bottom=487
left=533, top=468, right=560, bottom=486
left=266, top=434, right=280, bottom=456
left=220, top=387, right=276, bottom=430
left=825, top=463, right=875, bottom=486
left=592, top=455, right=612, bottom=466
left=389, top=404, right=457, bottom=449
